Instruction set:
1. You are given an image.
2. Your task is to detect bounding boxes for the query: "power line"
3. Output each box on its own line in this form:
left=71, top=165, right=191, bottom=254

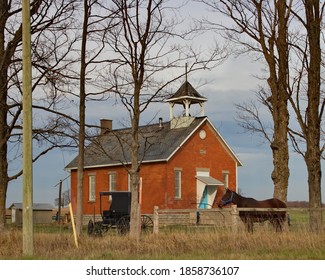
left=52, top=175, right=71, bottom=188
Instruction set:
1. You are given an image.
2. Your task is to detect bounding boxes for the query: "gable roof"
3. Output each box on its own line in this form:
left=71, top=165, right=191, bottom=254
left=65, top=117, right=242, bottom=170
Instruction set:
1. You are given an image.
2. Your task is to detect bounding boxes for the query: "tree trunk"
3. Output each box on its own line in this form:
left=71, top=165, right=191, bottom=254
left=129, top=84, right=141, bottom=241
left=0, top=0, right=9, bottom=232
left=267, top=0, right=290, bottom=202
left=305, top=0, right=322, bottom=231
left=129, top=122, right=141, bottom=240
left=75, top=0, right=89, bottom=236
left=0, top=172, right=8, bottom=231
left=130, top=167, right=141, bottom=241
left=307, top=152, right=322, bottom=231
left=76, top=127, right=85, bottom=236
left=270, top=120, right=289, bottom=202
left=0, top=91, right=8, bottom=230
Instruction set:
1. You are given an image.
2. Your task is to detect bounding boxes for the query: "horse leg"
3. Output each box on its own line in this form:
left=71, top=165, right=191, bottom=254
left=275, top=219, right=281, bottom=232
left=241, top=214, right=254, bottom=233
left=249, top=221, right=254, bottom=233
left=246, top=219, right=253, bottom=233
left=246, top=215, right=253, bottom=233
left=278, top=214, right=287, bottom=232
left=245, top=222, right=249, bottom=232
left=272, top=215, right=284, bottom=232
left=268, top=214, right=278, bottom=232
left=270, top=217, right=277, bottom=231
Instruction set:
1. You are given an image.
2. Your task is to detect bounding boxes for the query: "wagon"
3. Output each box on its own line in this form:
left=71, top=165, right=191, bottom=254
left=87, top=191, right=153, bottom=236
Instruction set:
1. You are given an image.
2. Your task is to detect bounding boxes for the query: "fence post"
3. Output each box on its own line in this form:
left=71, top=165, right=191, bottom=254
left=153, top=206, right=159, bottom=234
left=231, top=205, right=238, bottom=233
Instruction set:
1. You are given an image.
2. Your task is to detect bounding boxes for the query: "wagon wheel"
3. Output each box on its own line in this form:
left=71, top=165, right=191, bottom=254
left=87, top=219, right=94, bottom=235
left=141, top=215, right=153, bottom=234
left=100, top=223, right=110, bottom=234
left=117, top=215, right=153, bottom=235
left=94, top=222, right=104, bottom=236
left=117, top=215, right=130, bottom=235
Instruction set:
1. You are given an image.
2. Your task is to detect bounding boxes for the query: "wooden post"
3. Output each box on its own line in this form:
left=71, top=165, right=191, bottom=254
left=231, top=205, right=238, bottom=233
left=153, top=206, right=159, bottom=234
left=22, top=0, right=33, bottom=257
left=58, top=179, right=62, bottom=224
left=139, top=177, right=142, bottom=233
left=69, top=203, right=78, bottom=248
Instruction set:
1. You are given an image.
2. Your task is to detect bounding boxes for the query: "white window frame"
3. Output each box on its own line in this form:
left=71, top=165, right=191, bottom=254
left=174, top=169, right=182, bottom=199
left=109, top=172, right=117, bottom=192
left=88, top=174, right=96, bottom=202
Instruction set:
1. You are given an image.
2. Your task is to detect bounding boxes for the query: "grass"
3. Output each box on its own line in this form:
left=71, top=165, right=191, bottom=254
left=1, top=223, right=325, bottom=260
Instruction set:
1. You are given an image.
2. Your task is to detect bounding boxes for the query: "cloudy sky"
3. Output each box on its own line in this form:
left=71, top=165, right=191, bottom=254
left=5, top=1, right=324, bottom=207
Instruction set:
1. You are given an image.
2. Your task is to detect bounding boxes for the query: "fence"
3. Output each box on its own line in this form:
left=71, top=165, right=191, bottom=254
left=153, top=206, right=238, bottom=233
left=152, top=206, right=323, bottom=233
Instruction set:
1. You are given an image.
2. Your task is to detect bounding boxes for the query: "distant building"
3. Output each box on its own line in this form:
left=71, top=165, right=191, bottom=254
left=65, top=81, right=242, bottom=217
left=9, top=203, right=53, bottom=224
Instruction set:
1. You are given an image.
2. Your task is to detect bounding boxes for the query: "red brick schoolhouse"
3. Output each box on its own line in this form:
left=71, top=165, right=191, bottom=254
left=65, top=81, right=242, bottom=216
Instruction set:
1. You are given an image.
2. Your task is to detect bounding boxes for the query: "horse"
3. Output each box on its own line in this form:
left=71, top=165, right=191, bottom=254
left=218, top=189, right=287, bottom=233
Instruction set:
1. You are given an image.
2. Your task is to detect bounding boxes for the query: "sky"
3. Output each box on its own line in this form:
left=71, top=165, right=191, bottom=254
left=5, top=1, right=324, bottom=207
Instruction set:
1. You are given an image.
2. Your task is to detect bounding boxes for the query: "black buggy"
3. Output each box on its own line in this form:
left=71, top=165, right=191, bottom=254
left=87, top=191, right=153, bottom=236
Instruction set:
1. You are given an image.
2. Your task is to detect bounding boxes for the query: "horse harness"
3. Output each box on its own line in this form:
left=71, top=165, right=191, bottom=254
left=220, top=191, right=234, bottom=206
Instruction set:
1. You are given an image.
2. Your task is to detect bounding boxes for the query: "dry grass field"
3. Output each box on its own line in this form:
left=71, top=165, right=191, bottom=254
left=1, top=223, right=325, bottom=260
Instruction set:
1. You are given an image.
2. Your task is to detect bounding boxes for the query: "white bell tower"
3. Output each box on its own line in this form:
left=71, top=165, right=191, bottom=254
left=166, top=77, right=207, bottom=129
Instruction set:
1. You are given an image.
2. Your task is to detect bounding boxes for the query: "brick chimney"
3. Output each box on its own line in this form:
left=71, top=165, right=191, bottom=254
left=100, top=119, right=112, bottom=135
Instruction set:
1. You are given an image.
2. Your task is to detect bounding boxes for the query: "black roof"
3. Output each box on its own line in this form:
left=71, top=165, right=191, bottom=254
left=166, top=81, right=207, bottom=104
left=65, top=117, right=207, bottom=169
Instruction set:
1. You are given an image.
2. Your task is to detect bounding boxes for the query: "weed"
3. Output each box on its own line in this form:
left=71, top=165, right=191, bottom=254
left=1, top=224, right=325, bottom=260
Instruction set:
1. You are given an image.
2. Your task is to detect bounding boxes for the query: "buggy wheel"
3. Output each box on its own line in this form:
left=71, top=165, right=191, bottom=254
left=141, top=215, right=153, bottom=234
left=87, top=219, right=94, bottom=235
left=101, top=224, right=110, bottom=234
left=94, top=222, right=103, bottom=236
left=117, top=215, right=130, bottom=235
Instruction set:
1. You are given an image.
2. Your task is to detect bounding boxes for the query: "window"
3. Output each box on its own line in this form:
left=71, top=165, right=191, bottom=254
left=109, top=172, right=117, bottom=192
left=174, top=169, right=182, bottom=199
left=89, top=175, right=96, bottom=202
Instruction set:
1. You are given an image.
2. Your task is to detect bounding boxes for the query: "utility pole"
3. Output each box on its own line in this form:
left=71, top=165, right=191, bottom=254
left=22, top=0, right=33, bottom=256
left=58, top=179, right=62, bottom=224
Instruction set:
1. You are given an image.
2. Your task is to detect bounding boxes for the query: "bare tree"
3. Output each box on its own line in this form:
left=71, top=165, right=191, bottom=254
left=235, top=88, right=274, bottom=145
left=200, top=0, right=292, bottom=202
left=75, top=0, right=117, bottom=236
left=202, top=0, right=324, bottom=230
left=101, top=0, right=225, bottom=240
left=54, top=189, right=70, bottom=208
left=78, top=0, right=133, bottom=236
left=288, top=0, right=324, bottom=231
left=0, top=0, right=77, bottom=231
left=75, top=0, right=89, bottom=237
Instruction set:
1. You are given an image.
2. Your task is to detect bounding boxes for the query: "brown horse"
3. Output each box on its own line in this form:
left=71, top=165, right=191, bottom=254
left=218, top=189, right=287, bottom=232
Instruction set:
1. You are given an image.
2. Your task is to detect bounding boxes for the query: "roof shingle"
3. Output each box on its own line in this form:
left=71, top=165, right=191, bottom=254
left=65, top=117, right=207, bottom=169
